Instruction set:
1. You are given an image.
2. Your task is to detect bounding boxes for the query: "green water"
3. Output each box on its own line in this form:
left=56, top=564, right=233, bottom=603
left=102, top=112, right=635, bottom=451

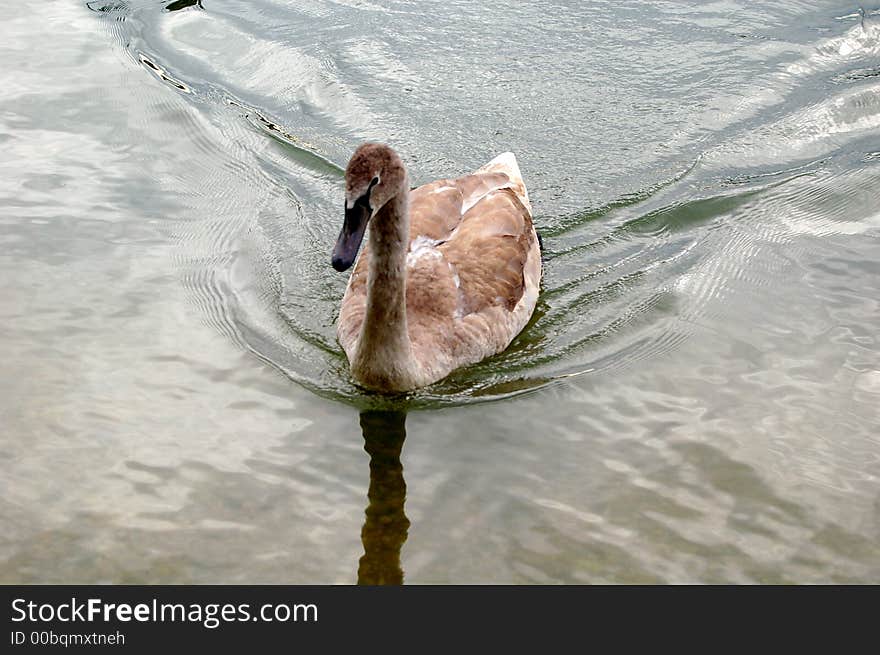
left=1, top=0, right=878, bottom=583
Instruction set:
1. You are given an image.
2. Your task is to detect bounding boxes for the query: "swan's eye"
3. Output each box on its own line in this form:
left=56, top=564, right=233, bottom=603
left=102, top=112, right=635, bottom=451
left=370, top=176, right=380, bottom=188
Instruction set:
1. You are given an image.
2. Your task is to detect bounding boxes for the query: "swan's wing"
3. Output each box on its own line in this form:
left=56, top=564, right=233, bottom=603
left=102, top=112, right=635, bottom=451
left=440, top=189, right=535, bottom=315
left=406, top=149, right=530, bottom=233
left=405, top=159, right=541, bottom=365
left=407, top=171, right=511, bottom=241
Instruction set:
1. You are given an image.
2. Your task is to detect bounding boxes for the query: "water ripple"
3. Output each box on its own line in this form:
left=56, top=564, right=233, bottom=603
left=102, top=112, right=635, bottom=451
left=83, top=0, right=880, bottom=414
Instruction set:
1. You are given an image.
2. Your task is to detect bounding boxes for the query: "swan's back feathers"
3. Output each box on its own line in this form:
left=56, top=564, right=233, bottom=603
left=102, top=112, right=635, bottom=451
left=442, top=190, right=532, bottom=314
left=474, top=151, right=531, bottom=212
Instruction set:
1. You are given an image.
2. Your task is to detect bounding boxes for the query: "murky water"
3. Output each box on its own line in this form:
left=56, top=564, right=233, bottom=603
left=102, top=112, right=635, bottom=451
left=1, top=0, right=878, bottom=583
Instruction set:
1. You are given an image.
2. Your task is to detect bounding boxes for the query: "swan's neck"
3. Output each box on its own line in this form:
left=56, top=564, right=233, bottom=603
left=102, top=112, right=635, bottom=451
left=352, top=188, right=418, bottom=389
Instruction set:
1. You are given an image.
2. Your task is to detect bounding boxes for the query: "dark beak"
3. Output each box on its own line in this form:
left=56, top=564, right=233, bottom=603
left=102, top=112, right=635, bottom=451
left=331, top=196, right=370, bottom=272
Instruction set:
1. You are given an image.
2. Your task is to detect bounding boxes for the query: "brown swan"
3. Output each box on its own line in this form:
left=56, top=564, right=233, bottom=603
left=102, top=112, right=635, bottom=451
left=332, top=143, right=541, bottom=392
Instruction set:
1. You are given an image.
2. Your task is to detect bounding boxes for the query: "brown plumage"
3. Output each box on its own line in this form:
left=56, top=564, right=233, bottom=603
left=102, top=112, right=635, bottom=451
left=332, top=143, right=541, bottom=392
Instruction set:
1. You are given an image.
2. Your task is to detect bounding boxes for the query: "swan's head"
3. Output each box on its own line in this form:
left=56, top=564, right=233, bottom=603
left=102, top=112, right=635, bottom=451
left=332, top=143, right=406, bottom=272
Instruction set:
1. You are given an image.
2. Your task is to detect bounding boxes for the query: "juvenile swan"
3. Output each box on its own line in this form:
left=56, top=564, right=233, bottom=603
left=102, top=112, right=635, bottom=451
left=332, top=143, right=541, bottom=392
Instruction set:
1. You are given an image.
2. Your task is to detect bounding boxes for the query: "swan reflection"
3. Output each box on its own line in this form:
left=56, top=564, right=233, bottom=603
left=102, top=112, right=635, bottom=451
left=357, top=410, right=410, bottom=585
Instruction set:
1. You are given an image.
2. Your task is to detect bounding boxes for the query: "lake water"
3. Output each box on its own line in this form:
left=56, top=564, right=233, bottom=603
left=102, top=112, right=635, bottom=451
left=1, top=0, right=879, bottom=583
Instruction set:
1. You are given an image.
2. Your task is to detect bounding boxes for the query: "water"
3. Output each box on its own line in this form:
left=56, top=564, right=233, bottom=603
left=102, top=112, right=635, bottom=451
left=1, top=0, right=878, bottom=583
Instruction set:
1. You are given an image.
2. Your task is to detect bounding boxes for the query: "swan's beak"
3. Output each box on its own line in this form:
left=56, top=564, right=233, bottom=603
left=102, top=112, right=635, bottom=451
left=332, top=196, right=370, bottom=271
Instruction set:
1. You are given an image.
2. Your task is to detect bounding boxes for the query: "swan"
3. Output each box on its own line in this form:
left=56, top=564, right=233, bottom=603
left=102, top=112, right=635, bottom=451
left=331, top=143, right=541, bottom=392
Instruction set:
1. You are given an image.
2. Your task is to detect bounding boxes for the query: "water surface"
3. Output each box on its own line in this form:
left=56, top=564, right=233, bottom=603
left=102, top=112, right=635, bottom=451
left=1, top=0, right=878, bottom=583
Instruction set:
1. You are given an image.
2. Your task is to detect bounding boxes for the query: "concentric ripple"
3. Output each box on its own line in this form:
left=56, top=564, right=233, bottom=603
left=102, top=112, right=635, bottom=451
left=87, top=1, right=880, bottom=408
